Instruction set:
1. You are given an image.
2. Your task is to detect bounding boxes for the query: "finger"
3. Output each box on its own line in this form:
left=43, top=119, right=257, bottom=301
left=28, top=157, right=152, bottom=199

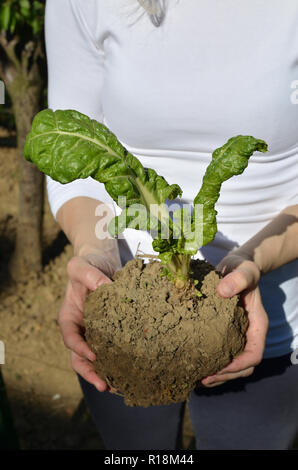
left=203, top=380, right=226, bottom=388
left=217, top=294, right=268, bottom=374
left=71, top=352, right=107, bottom=392
left=202, top=367, right=254, bottom=386
left=60, top=318, right=96, bottom=362
left=217, top=270, right=249, bottom=297
left=67, top=256, right=112, bottom=292
left=61, top=282, right=87, bottom=319
left=217, top=263, right=260, bottom=298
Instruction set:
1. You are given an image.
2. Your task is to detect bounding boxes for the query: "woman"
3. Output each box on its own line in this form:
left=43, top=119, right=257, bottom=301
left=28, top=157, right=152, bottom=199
left=45, top=0, right=298, bottom=449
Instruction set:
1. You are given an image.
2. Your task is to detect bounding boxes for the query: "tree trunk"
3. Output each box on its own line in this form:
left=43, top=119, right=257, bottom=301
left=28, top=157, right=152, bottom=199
left=0, top=369, right=20, bottom=450
left=5, top=63, right=44, bottom=282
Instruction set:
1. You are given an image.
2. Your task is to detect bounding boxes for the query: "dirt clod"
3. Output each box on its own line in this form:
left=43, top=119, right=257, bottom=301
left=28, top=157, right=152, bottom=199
left=84, top=258, right=248, bottom=407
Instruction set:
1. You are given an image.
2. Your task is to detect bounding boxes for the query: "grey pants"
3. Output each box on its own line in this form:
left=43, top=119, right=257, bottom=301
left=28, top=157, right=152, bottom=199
left=78, top=353, right=298, bottom=450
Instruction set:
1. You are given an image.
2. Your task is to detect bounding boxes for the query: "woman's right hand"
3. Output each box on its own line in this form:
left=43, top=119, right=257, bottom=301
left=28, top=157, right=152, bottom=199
left=59, top=251, right=121, bottom=392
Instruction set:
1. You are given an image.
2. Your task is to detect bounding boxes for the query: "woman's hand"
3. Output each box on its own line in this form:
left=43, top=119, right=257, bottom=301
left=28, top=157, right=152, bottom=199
left=201, top=253, right=269, bottom=388
left=59, top=250, right=122, bottom=392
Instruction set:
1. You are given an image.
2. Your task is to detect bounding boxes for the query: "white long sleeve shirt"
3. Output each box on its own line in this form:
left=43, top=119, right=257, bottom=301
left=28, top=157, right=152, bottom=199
left=45, top=0, right=298, bottom=358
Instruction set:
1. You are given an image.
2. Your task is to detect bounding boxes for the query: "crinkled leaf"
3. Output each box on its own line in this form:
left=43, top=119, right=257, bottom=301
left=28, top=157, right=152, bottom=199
left=0, top=4, right=11, bottom=31
left=193, top=135, right=268, bottom=246
left=25, top=109, right=182, bottom=237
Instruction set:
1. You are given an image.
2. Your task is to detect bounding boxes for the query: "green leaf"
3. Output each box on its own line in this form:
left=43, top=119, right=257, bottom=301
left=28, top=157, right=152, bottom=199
left=9, top=13, right=16, bottom=33
left=19, top=0, right=31, bottom=18
left=20, top=0, right=31, bottom=9
left=31, top=17, right=40, bottom=34
left=193, top=135, right=268, bottom=246
left=25, top=108, right=182, bottom=234
left=33, top=1, right=44, bottom=11
left=0, top=3, right=11, bottom=31
left=0, top=0, right=45, bottom=36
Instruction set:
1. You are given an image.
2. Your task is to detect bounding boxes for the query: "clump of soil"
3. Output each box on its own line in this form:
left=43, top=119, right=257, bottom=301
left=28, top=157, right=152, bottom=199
left=84, top=258, right=248, bottom=407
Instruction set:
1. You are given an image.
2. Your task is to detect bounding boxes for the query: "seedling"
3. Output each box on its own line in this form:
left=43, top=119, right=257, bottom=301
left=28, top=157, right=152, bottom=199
left=25, top=109, right=267, bottom=287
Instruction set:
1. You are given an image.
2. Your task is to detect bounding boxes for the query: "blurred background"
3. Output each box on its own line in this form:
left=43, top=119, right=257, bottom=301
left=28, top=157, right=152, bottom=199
left=0, top=0, right=195, bottom=450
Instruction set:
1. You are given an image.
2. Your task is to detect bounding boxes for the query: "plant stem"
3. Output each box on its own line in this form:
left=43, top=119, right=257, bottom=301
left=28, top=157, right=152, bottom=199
left=165, top=253, right=191, bottom=287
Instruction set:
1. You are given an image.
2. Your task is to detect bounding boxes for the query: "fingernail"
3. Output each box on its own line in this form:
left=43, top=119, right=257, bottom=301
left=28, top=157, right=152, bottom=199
left=205, top=380, right=214, bottom=385
left=95, top=383, right=104, bottom=392
left=203, top=376, right=215, bottom=385
left=96, top=278, right=103, bottom=288
left=218, top=283, right=234, bottom=297
left=207, top=381, right=225, bottom=388
left=95, top=277, right=110, bottom=290
left=89, top=275, right=104, bottom=291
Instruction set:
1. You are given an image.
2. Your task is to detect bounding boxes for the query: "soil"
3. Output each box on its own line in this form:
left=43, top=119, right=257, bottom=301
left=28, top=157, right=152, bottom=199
left=85, top=258, right=248, bottom=407
left=0, top=128, right=195, bottom=449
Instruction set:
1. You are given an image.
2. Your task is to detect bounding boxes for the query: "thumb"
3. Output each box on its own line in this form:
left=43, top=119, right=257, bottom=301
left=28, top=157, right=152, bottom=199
left=217, top=262, right=260, bottom=298
left=67, top=256, right=112, bottom=292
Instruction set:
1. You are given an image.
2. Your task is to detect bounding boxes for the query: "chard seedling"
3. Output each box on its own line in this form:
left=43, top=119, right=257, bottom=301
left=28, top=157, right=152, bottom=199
left=25, top=109, right=267, bottom=287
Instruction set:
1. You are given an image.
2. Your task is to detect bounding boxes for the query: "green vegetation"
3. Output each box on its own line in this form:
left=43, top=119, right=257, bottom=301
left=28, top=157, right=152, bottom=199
left=25, top=109, right=267, bottom=286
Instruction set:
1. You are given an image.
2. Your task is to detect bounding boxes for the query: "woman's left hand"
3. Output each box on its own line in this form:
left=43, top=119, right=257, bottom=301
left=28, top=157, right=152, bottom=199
left=201, top=254, right=269, bottom=388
